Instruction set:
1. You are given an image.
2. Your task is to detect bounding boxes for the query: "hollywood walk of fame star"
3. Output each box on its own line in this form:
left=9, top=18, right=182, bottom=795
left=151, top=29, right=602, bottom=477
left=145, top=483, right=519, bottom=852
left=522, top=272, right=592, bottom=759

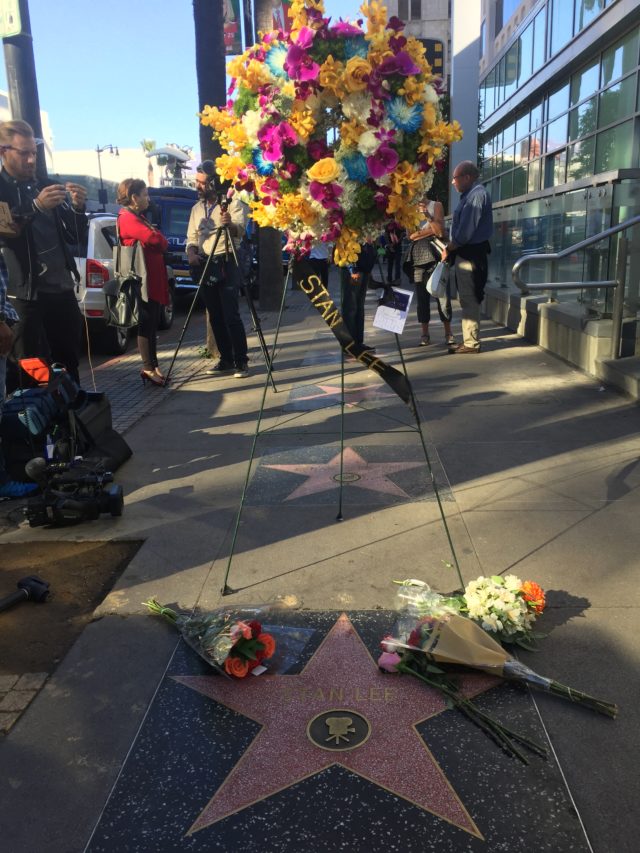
left=262, top=447, right=424, bottom=501
left=175, top=614, right=495, bottom=837
left=291, top=383, right=395, bottom=407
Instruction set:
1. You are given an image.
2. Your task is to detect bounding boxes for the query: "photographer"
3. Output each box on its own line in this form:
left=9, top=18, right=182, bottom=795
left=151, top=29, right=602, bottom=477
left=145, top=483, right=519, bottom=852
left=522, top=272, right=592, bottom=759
left=0, top=119, right=88, bottom=386
left=185, top=161, right=249, bottom=379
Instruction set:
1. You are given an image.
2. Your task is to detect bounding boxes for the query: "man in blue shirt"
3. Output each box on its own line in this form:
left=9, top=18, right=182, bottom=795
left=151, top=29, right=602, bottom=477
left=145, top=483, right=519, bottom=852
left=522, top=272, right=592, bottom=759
left=443, top=161, right=493, bottom=353
left=0, top=255, right=37, bottom=498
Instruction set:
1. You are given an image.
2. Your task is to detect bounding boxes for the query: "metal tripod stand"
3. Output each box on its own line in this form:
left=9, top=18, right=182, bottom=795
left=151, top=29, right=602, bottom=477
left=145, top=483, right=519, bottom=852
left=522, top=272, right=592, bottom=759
left=165, top=222, right=275, bottom=388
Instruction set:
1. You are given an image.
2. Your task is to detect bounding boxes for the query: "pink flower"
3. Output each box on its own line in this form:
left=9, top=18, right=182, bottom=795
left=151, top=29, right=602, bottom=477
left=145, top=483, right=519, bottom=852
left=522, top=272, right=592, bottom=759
left=377, top=51, right=421, bottom=77
left=231, top=620, right=253, bottom=641
left=309, top=180, right=343, bottom=210
left=329, top=19, right=363, bottom=37
left=294, top=26, right=315, bottom=49
left=258, top=125, right=284, bottom=162
left=307, top=139, right=330, bottom=161
left=374, top=186, right=391, bottom=211
left=378, top=651, right=402, bottom=672
left=389, top=34, right=407, bottom=52
left=386, top=15, right=405, bottom=32
left=285, top=44, right=320, bottom=82
left=278, top=121, right=298, bottom=147
left=366, top=145, right=399, bottom=180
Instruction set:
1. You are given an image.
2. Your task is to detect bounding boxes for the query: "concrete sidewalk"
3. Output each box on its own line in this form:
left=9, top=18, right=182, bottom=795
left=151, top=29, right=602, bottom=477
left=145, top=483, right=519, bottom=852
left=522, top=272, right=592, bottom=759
left=0, top=275, right=638, bottom=852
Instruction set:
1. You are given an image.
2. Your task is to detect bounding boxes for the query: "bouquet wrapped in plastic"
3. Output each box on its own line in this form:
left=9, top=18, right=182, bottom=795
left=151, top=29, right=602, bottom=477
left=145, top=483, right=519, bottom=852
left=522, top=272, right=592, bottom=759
left=144, top=598, right=312, bottom=679
left=379, top=579, right=617, bottom=763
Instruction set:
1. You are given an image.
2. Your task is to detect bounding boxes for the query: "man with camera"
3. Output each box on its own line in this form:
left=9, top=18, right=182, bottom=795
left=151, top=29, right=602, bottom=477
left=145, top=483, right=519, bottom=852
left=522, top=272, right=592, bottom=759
left=186, top=161, right=249, bottom=378
left=0, top=120, right=88, bottom=386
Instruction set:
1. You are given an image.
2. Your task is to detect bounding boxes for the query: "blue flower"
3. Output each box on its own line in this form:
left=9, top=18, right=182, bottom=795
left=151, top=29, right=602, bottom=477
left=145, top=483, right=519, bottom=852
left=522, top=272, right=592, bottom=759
left=252, top=149, right=274, bottom=176
left=386, top=97, right=423, bottom=133
left=344, top=37, right=368, bottom=60
left=265, top=45, right=288, bottom=78
left=341, top=151, right=369, bottom=183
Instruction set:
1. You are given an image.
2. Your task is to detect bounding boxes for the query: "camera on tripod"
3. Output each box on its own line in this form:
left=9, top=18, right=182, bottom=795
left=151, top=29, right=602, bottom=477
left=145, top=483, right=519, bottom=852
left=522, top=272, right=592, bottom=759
left=24, top=457, right=124, bottom=527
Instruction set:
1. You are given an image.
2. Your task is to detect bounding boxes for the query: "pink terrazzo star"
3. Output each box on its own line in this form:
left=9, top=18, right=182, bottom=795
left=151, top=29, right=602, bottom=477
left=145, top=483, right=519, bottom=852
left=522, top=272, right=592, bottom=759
left=262, top=446, right=424, bottom=500
left=293, top=383, right=395, bottom=406
left=175, top=614, right=495, bottom=837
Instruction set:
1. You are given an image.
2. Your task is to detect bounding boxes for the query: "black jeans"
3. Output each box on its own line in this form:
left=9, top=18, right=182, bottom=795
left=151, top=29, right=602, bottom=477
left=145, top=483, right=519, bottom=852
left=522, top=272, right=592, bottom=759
left=137, top=299, right=161, bottom=370
left=340, top=267, right=369, bottom=345
left=12, top=290, right=83, bottom=383
left=198, top=260, right=248, bottom=365
left=414, top=263, right=452, bottom=325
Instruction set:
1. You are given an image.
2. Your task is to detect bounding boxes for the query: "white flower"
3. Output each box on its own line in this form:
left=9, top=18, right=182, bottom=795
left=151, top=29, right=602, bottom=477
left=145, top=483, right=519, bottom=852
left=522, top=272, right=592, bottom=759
left=357, top=130, right=380, bottom=157
left=342, top=92, right=373, bottom=121
left=423, top=85, right=438, bottom=104
left=242, top=109, right=264, bottom=146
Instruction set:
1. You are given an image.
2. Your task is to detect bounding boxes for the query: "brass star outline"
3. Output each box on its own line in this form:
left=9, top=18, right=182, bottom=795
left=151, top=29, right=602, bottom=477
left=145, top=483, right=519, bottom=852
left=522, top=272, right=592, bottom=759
left=174, top=614, right=492, bottom=838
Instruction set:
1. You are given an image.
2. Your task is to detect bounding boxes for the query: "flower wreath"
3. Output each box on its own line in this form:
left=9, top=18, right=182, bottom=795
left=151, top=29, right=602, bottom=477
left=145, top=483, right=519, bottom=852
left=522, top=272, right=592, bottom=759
left=200, top=0, right=463, bottom=266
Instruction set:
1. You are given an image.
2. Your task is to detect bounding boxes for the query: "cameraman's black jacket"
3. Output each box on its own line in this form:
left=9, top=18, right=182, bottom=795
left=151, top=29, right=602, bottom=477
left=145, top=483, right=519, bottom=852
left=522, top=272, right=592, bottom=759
left=0, top=168, right=88, bottom=301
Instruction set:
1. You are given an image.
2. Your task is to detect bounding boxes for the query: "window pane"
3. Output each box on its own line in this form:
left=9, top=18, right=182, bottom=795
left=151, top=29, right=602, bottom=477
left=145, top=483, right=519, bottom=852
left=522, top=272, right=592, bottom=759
left=548, top=83, right=569, bottom=120
left=528, top=158, right=541, bottom=192
left=501, top=170, right=514, bottom=199
left=550, top=0, right=573, bottom=57
left=567, top=138, right=595, bottom=180
left=530, top=102, right=543, bottom=129
left=503, top=145, right=516, bottom=171
left=601, top=29, right=640, bottom=87
left=410, top=0, right=421, bottom=20
left=516, top=113, right=530, bottom=140
left=529, top=129, right=542, bottom=159
left=545, top=114, right=568, bottom=152
left=398, top=0, right=408, bottom=20
left=544, top=149, right=567, bottom=187
left=598, top=76, right=637, bottom=128
left=503, top=122, right=515, bottom=147
left=568, top=98, right=597, bottom=140
left=570, top=61, right=599, bottom=106
left=574, top=0, right=604, bottom=35
left=595, top=119, right=634, bottom=172
left=505, top=42, right=519, bottom=100
left=513, top=165, right=528, bottom=196
left=532, top=9, right=546, bottom=72
left=518, top=23, right=534, bottom=87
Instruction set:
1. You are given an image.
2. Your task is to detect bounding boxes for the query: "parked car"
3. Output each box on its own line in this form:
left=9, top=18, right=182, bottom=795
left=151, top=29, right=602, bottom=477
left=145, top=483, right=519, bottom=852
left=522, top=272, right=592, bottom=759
left=74, top=213, right=176, bottom=355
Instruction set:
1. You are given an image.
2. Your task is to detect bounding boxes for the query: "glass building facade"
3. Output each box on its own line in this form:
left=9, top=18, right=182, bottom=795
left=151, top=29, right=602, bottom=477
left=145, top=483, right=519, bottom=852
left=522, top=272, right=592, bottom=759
left=478, top=0, right=640, bottom=326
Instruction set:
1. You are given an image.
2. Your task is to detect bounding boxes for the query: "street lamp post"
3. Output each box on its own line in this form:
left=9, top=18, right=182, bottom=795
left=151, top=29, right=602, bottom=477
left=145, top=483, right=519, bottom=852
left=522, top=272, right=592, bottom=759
left=95, top=144, right=119, bottom=211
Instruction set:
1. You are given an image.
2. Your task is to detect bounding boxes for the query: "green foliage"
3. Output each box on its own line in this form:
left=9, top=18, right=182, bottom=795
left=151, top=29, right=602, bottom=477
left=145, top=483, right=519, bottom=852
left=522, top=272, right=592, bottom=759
left=234, top=86, right=258, bottom=116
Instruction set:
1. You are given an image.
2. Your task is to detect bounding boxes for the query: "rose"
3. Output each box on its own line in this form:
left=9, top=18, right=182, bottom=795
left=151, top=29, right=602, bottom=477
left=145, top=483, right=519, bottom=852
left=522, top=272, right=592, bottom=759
left=256, top=632, right=276, bottom=660
left=342, top=56, right=372, bottom=93
left=224, top=655, right=250, bottom=678
left=378, top=651, right=401, bottom=673
left=307, top=157, right=341, bottom=184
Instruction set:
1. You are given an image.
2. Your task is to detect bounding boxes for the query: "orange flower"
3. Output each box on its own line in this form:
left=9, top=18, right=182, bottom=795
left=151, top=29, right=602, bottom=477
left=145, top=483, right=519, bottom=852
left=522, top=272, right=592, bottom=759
left=257, top=632, right=276, bottom=660
left=521, top=581, right=546, bottom=614
left=224, top=655, right=250, bottom=678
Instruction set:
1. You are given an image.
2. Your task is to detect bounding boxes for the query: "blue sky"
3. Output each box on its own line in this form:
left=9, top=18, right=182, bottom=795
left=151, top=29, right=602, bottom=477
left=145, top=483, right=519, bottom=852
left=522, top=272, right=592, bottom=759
left=0, top=0, right=365, bottom=156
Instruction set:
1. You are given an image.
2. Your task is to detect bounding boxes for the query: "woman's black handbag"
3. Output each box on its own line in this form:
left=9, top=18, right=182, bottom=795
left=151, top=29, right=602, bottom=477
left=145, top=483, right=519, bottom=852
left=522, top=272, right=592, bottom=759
left=105, top=239, right=144, bottom=329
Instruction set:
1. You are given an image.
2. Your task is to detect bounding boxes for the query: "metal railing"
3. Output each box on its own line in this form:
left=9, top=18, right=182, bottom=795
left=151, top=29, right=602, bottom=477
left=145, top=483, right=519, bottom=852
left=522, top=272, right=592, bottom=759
left=511, top=214, right=640, bottom=359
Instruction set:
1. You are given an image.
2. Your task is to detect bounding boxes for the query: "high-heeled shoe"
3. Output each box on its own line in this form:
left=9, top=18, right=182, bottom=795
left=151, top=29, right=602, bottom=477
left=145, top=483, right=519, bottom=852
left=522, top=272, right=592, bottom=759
left=140, top=369, right=166, bottom=387
left=153, top=368, right=169, bottom=384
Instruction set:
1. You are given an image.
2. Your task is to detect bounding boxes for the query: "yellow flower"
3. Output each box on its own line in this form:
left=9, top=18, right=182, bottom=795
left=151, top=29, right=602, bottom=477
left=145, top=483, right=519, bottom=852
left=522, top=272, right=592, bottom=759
left=389, top=161, right=421, bottom=196
left=319, top=56, right=345, bottom=98
left=289, top=106, right=316, bottom=141
left=422, top=102, right=437, bottom=130
left=334, top=227, right=361, bottom=267
left=250, top=201, right=275, bottom=228
left=340, top=119, right=367, bottom=147
left=225, top=122, right=249, bottom=150
left=272, top=194, right=317, bottom=230
left=361, top=0, right=387, bottom=39
left=342, top=56, right=372, bottom=94
left=404, top=37, right=432, bottom=78
left=397, top=76, right=425, bottom=105
left=307, top=157, right=341, bottom=184
left=244, top=59, right=272, bottom=89
left=199, top=105, right=234, bottom=132
left=215, top=154, right=244, bottom=183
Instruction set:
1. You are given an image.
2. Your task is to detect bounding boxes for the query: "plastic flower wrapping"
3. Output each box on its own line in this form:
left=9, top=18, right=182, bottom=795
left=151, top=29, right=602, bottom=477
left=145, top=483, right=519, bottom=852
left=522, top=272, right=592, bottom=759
left=144, top=599, right=313, bottom=679
left=200, top=0, right=462, bottom=266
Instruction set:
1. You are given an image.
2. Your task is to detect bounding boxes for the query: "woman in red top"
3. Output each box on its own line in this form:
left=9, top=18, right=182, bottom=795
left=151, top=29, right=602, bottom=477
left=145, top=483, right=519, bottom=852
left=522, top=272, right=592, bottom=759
left=116, top=179, right=170, bottom=386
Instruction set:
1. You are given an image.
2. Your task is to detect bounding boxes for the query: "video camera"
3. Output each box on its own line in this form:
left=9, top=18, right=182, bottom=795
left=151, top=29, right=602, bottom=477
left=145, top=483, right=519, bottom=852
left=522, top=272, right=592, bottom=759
left=197, top=160, right=230, bottom=211
left=24, top=457, right=124, bottom=528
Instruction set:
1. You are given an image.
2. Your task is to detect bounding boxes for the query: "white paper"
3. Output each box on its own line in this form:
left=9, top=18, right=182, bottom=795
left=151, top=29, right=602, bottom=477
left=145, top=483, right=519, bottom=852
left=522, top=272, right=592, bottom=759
left=373, top=287, right=413, bottom=334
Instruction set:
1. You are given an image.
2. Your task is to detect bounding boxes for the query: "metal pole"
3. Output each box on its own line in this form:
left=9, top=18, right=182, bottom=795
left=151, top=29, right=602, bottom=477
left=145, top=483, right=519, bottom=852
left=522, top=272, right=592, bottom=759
left=610, top=236, right=628, bottom=360
left=2, top=0, right=47, bottom=179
